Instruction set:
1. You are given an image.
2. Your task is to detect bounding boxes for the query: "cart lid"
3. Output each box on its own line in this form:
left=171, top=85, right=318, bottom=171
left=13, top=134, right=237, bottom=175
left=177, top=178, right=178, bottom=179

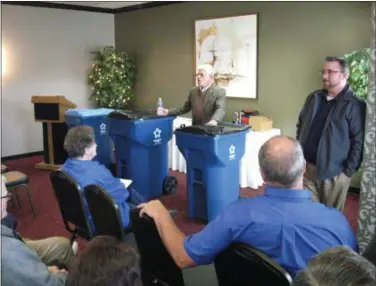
left=176, top=122, right=250, bottom=136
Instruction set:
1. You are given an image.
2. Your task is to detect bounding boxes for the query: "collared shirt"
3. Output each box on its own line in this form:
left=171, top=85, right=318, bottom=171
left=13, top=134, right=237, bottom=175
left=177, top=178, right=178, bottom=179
left=183, top=186, right=357, bottom=277
left=199, top=82, right=213, bottom=93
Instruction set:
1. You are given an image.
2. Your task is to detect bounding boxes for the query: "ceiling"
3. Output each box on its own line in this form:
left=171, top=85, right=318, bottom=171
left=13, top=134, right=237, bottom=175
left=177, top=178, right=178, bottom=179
left=54, top=1, right=149, bottom=9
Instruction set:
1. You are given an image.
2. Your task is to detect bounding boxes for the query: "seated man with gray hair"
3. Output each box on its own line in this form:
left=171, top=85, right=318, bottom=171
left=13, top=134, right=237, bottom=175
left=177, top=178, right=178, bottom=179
left=138, top=135, right=357, bottom=277
left=293, top=246, right=376, bottom=285
left=61, top=125, right=147, bottom=231
left=157, top=64, right=226, bottom=126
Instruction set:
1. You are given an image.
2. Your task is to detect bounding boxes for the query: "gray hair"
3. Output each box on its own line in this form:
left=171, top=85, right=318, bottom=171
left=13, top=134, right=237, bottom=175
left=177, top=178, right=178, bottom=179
left=197, top=64, right=215, bottom=77
left=64, top=125, right=96, bottom=158
left=293, top=246, right=376, bottom=286
left=258, top=135, right=305, bottom=188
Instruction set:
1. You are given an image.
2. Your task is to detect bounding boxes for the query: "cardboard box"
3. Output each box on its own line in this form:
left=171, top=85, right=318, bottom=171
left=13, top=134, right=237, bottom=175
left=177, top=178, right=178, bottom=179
left=248, top=116, right=273, bottom=131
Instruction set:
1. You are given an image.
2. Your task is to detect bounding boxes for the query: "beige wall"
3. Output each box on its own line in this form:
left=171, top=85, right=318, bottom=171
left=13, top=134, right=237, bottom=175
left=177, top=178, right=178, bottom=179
left=1, top=5, right=114, bottom=157
left=115, top=1, right=371, bottom=137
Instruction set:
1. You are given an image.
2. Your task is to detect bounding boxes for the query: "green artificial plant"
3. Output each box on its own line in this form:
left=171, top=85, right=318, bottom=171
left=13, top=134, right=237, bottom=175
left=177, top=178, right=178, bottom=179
left=343, top=48, right=371, bottom=100
left=88, top=46, right=136, bottom=109
left=343, top=48, right=370, bottom=189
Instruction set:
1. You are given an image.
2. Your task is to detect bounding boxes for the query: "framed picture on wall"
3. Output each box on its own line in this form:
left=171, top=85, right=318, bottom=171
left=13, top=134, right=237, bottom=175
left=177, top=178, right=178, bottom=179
left=194, top=13, right=258, bottom=99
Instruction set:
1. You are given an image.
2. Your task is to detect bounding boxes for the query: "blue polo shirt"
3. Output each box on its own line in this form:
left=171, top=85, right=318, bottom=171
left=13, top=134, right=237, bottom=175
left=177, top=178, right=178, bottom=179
left=183, top=186, right=357, bottom=277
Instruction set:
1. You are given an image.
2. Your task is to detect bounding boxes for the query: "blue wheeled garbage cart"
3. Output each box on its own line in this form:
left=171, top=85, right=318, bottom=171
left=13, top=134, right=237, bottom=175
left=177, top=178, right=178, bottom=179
left=107, top=110, right=178, bottom=200
left=175, top=123, right=250, bottom=222
left=65, top=108, right=114, bottom=166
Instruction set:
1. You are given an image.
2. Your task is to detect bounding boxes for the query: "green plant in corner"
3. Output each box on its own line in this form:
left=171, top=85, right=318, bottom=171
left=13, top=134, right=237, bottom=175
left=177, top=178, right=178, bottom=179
left=343, top=48, right=371, bottom=100
left=342, top=48, right=370, bottom=189
left=88, top=46, right=136, bottom=109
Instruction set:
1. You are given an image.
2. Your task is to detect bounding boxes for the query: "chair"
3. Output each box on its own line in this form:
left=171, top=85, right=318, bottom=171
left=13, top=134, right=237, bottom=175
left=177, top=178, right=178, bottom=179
left=214, top=243, right=292, bottom=286
left=3, top=171, right=36, bottom=217
left=129, top=208, right=185, bottom=286
left=50, top=170, right=94, bottom=244
left=84, top=184, right=132, bottom=242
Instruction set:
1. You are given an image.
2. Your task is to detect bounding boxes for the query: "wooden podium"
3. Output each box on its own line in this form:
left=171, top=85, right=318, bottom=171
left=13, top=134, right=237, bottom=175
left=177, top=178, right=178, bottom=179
left=31, top=95, right=76, bottom=171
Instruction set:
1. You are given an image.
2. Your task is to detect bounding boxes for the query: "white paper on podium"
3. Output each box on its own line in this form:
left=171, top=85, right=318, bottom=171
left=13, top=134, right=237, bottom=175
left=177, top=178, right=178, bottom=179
left=120, top=178, right=132, bottom=188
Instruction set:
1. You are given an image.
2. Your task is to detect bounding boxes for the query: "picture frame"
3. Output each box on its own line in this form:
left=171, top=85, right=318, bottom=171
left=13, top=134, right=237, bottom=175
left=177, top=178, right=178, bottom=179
left=194, top=13, right=259, bottom=99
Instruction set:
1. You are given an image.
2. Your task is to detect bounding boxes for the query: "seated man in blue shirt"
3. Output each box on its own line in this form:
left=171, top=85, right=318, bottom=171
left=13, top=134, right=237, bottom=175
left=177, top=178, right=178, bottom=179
left=61, top=125, right=146, bottom=231
left=138, top=135, right=358, bottom=277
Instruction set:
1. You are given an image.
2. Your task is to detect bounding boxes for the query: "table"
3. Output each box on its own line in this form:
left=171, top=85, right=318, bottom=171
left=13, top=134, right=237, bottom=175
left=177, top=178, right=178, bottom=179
left=168, top=117, right=281, bottom=189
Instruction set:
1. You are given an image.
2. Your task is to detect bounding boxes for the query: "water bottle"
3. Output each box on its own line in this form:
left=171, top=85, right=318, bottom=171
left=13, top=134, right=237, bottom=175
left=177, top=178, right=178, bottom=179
left=157, top=97, right=163, bottom=114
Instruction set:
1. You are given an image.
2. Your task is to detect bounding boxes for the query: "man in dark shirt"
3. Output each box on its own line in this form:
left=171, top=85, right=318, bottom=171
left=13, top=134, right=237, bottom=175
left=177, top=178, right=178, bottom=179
left=296, top=57, right=366, bottom=211
left=138, top=135, right=357, bottom=277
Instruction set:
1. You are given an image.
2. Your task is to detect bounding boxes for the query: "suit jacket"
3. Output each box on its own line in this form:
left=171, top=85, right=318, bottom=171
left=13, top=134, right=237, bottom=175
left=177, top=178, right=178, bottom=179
left=169, top=84, right=226, bottom=125
left=1, top=225, right=67, bottom=286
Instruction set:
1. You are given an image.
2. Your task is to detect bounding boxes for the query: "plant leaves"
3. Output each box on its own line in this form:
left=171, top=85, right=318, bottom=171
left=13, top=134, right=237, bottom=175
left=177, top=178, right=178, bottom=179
left=88, top=46, right=137, bottom=109
left=343, top=48, right=370, bottom=100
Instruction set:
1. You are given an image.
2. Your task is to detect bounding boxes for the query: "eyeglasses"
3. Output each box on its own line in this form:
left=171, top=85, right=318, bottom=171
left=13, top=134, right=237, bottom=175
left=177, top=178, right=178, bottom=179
left=1, top=193, right=12, bottom=199
left=318, top=69, right=342, bottom=76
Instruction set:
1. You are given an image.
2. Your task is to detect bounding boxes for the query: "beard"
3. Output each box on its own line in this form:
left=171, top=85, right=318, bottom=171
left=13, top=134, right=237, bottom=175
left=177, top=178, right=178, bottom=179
left=323, top=80, right=332, bottom=89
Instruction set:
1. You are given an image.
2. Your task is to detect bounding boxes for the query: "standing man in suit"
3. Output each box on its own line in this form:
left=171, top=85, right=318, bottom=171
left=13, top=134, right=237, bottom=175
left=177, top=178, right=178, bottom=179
left=157, top=64, right=226, bottom=126
left=296, top=56, right=366, bottom=212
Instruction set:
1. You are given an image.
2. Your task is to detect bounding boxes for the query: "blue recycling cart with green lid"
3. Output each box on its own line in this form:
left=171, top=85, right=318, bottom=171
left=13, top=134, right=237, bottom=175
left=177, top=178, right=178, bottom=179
left=107, top=110, right=178, bottom=200
left=175, top=123, right=250, bottom=222
left=65, top=108, right=114, bottom=166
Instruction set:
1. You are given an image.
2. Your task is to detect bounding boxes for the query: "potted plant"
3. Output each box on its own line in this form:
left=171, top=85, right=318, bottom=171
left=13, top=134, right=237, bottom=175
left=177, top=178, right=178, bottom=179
left=88, top=46, right=136, bottom=109
left=343, top=48, right=371, bottom=190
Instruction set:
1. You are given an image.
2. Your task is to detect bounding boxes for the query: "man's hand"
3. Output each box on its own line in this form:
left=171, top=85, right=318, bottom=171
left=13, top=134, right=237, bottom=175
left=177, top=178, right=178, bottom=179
left=48, top=266, right=68, bottom=275
left=138, top=200, right=170, bottom=221
left=157, top=108, right=169, bottom=116
left=138, top=200, right=195, bottom=269
left=206, top=120, right=218, bottom=126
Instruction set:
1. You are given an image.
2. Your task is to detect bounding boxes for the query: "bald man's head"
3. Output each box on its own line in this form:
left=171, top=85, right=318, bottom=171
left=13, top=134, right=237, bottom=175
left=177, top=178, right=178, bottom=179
left=258, top=135, right=305, bottom=188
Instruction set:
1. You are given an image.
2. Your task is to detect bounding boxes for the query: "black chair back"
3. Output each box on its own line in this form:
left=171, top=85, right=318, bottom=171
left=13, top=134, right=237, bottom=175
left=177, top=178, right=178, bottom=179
left=84, top=184, right=128, bottom=241
left=214, top=243, right=292, bottom=286
left=49, top=170, right=93, bottom=242
left=130, top=208, right=185, bottom=286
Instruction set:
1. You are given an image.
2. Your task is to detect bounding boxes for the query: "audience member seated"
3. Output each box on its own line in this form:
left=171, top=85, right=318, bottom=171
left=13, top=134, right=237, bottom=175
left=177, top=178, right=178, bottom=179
left=138, top=135, right=358, bottom=277
left=293, top=246, right=376, bottom=285
left=61, top=125, right=146, bottom=230
left=67, top=235, right=142, bottom=286
left=1, top=177, right=76, bottom=286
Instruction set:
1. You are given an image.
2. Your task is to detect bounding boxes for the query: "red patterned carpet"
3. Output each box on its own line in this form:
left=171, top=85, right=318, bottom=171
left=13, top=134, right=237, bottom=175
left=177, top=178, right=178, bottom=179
left=3, top=155, right=359, bottom=252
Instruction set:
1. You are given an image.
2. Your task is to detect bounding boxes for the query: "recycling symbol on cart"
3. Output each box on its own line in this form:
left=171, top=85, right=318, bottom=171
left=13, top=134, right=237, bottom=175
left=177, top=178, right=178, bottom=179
left=153, top=128, right=162, bottom=145
left=229, top=145, right=236, bottom=160
left=100, top=123, right=107, bottom=135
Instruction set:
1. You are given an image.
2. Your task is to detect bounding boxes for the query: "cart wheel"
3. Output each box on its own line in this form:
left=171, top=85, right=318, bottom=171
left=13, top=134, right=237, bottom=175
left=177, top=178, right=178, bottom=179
left=163, top=176, right=178, bottom=195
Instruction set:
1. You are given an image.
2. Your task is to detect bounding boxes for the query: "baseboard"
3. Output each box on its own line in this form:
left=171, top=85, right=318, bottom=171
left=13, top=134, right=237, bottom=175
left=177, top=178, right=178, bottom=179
left=1, top=151, right=44, bottom=162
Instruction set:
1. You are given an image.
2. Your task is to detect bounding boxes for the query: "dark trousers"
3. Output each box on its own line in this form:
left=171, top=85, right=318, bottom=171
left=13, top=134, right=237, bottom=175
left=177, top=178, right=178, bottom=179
left=127, top=186, right=147, bottom=209
left=1, top=213, right=18, bottom=229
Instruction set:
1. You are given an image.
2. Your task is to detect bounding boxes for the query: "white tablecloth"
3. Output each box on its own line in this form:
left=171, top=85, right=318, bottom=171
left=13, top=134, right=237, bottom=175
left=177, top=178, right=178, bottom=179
left=168, top=117, right=281, bottom=189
